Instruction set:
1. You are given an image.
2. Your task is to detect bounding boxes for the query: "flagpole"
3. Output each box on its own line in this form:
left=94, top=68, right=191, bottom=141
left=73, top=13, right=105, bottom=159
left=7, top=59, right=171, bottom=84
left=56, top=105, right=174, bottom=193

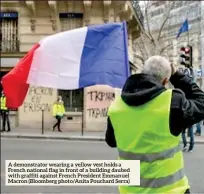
left=186, top=4, right=194, bottom=81
left=187, top=26, right=189, bottom=45
left=186, top=4, right=190, bottom=45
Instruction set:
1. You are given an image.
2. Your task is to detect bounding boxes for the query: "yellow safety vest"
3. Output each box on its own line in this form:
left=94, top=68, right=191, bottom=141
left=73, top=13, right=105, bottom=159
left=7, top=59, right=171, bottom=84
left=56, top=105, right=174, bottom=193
left=108, top=89, right=190, bottom=194
left=0, top=96, right=8, bottom=110
left=52, top=103, right=65, bottom=117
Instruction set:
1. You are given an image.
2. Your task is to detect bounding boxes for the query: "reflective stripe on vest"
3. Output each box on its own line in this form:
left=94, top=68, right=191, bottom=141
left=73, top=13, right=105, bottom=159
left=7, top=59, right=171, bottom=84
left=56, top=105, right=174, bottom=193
left=140, top=168, right=185, bottom=188
left=118, top=143, right=182, bottom=162
left=139, top=168, right=185, bottom=188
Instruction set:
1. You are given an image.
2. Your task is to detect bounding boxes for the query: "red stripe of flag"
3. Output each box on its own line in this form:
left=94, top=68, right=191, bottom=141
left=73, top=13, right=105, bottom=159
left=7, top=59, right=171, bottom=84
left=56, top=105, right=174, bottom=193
left=2, top=43, right=40, bottom=108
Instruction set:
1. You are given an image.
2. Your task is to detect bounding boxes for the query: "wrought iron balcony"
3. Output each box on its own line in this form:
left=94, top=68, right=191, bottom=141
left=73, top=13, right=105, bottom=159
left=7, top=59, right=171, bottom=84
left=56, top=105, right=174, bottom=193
left=131, top=0, right=144, bottom=26
left=0, top=39, right=20, bottom=52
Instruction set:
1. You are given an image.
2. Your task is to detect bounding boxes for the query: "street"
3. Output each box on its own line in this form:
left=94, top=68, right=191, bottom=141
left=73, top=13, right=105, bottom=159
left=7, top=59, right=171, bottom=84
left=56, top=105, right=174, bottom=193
left=1, top=138, right=204, bottom=194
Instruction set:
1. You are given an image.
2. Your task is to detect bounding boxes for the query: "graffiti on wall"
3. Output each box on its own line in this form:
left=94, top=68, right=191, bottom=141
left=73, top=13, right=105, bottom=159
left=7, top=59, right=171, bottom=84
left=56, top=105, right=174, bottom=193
left=23, top=87, right=53, bottom=113
left=86, top=90, right=115, bottom=119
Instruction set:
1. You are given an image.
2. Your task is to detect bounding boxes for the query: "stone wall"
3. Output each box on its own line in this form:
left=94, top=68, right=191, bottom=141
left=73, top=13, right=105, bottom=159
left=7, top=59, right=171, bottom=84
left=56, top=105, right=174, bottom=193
left=83, top=85, right=115, bottom=131
left=18, top=86, right=57, bottom=129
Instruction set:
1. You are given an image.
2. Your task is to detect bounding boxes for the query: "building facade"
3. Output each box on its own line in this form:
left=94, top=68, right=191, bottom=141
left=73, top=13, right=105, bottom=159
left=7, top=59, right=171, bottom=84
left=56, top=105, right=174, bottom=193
left=0, top=0, right=142, bottom=131
left=134, top=1, right=202, bottom=86
left=201, top=1, right=204, bottom=90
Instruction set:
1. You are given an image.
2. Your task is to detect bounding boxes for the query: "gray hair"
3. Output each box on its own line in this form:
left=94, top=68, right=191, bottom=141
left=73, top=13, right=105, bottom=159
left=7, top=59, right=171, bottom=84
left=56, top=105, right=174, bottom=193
left=142, top=56, right=171, bottom=82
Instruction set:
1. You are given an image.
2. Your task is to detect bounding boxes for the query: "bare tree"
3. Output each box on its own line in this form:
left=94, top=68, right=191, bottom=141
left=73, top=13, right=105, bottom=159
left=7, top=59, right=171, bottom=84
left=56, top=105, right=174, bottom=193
left=133, top=1, right=179, bottom=69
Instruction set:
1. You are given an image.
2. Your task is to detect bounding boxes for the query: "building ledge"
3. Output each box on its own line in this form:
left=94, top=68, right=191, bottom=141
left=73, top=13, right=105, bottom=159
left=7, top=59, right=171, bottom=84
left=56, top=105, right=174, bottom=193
left=65, top=112, right=82, bottom=116
left=0, top=67, right=13, bottom=72
left=1, top=1, right=19, bottom=5
left=1, top=52, right=27, bottom=58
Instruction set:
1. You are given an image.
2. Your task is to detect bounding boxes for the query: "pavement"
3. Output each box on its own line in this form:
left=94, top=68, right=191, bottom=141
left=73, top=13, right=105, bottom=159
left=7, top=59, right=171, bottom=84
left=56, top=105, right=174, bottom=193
left=1, top=138, right=204, bottom=193
left=1, top=126, right=204, bottom=143
left=0, top=128, right=106, bottom=141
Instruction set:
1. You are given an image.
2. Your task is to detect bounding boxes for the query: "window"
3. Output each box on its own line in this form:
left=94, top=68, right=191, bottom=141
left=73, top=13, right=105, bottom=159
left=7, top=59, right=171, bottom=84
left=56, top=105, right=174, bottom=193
left=58, top=13, right=84, bottom=112
left=0, top=71, right=8, bottom=94
left=150, top=7, right=164, bottom=18
left=58, top=89, right=83, bottom=112
left=60, top=13, right=83, bottom=30
left=188, top=5, right=201, bottom=20
left=0, top=12, right=19, bottom=52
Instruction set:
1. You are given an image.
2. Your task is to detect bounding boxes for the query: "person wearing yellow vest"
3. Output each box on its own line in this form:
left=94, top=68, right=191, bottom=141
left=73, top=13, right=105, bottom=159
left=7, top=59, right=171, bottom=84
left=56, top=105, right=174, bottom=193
left=106, top=56, right=204, bottom=194
left=0, top=91, right=11, bottom=132
left=52, top=95, right=65, bottom=132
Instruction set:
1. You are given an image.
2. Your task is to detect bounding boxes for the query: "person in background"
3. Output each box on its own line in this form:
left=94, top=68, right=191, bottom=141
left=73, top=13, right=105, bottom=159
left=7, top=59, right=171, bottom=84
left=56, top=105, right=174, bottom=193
left=194, top=121, right=202, bottom=136
left=106, top=56, right=204, bottom=194
left=182, top=126, right=194, bottom=152
left=52, top=96, right=65, bottom=132
left=0, top=91, right=11, bottom=132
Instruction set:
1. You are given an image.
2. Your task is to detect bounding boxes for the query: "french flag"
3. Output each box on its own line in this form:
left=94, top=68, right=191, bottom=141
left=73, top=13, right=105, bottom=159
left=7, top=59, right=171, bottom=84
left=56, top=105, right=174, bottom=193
left=2, top=22, right=130, bottom=108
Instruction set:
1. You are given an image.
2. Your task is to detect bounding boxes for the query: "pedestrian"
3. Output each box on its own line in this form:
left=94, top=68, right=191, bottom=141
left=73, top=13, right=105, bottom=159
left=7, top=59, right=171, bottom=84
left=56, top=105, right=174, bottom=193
left=52, top=96, right=65, bottom=132
left=105, top=56, right=204, bottom=194
left=182, top=127, right=194, bottom=152
left=194, top=121, right=202, bottom=136
left=0, top=91, right=11, bottom=132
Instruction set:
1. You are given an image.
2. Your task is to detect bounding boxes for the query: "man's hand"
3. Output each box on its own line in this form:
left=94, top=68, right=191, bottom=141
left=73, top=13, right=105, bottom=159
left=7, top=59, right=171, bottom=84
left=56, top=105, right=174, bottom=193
left=171, top=64, right=176, bottom=75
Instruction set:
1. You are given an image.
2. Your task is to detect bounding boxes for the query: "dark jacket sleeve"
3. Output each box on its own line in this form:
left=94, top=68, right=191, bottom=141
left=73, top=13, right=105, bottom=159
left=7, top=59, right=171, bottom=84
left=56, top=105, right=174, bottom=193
left=105, top=117, right=117, bottom=147
left=169, top=71, right=204, bottom=136
left=105, top=71, right=204, bottom=146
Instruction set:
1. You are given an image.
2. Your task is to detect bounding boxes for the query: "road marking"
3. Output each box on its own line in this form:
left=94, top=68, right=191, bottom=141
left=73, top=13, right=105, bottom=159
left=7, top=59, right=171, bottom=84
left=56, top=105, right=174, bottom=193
left=1, top=137, right=106, bottom=144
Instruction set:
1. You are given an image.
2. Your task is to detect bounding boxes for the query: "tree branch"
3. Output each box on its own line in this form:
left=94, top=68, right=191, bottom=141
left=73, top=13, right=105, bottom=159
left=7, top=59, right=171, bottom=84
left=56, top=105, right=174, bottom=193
left=160, top=43, right=173, bottom=55
left=157, top=2, right=175, bottom=41
left=134, top=1, right=181, bottom=69
left=135, top=1, right=156, bottom=42
left=134, top=54, right=145, bottom=64
left=144, top=1, right=155, bottom=43
left=135, top=41, right=146, bottom=60
left=160, top=39, right=185, bottom=55
left=139, top=24, right=154, bottom=42
left=140, top=33, right=150, bottom=59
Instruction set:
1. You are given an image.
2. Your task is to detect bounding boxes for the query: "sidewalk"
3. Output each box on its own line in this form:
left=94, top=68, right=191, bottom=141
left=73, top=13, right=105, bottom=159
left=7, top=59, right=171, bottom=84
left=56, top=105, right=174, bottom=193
left=0, top=128, right=106, bottom=142
left=1, top=128, right=204, bottom=143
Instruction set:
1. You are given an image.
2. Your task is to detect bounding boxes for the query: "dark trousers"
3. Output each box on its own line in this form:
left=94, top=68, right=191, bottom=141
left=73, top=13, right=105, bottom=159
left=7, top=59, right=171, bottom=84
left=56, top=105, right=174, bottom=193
left=185, top=189, right=190, bottom=193
left=0, top=110, right=11, bottom=131
left=182, top=127, right=194, bottom=150
left=195, top=122, right=201, bottom=134
left=53, top=116, right=62, bottom=131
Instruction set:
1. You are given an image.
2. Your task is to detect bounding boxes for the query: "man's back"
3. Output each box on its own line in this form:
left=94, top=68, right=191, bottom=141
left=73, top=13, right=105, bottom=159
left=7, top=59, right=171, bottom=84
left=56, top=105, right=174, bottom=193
left=106, top=72, right=204, bottom=147
left=109, top=89, right=174, bottom=150
left=108, top=89, right=189, bottom=194
left=106, top=56, right=204, bottom=194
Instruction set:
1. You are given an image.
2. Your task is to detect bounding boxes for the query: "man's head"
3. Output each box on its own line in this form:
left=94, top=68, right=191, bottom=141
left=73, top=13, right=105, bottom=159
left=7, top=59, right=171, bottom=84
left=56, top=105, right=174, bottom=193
left=142, top=56, right=172, bottom=86
left=57, top=95, right=62, bottom=103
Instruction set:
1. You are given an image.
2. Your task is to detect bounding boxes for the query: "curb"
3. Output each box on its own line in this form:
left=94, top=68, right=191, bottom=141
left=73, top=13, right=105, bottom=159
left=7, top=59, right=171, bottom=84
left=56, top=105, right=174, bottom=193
left=0, top=134, right=105, bottom=142
left=184, top=141, right=204, bottom=144
left=1, top=134, right=204, bottom=144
